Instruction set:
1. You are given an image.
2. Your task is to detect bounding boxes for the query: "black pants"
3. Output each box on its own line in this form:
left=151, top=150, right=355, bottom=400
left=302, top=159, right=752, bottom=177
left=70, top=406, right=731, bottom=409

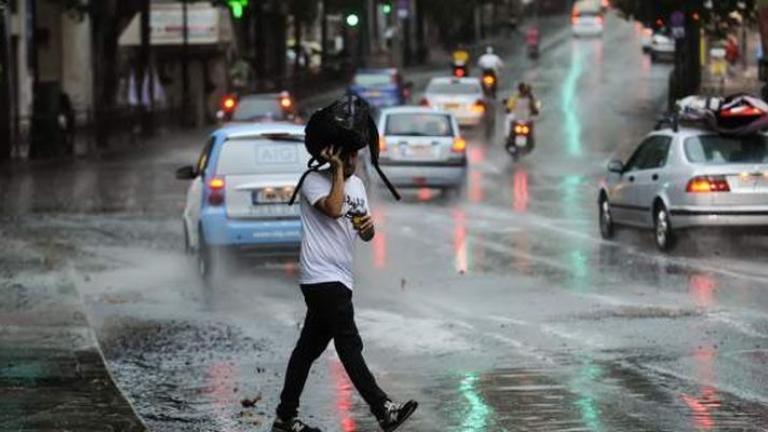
left=276, top=282, right=389, bottom=421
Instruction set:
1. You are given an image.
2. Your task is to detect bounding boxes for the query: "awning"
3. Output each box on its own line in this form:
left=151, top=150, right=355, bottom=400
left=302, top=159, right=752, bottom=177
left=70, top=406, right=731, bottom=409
left=119, top=3, right=233, bottom=47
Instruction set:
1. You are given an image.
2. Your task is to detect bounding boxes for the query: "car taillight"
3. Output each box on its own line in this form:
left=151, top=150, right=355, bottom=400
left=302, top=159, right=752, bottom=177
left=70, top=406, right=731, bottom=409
left=686, top=176, right=730, bottom=193
left=280, top=97, right=293, bottom=109
left=597, top=15, right=604, bottom=25
left=471, top=100, right=486, bottom=114
left=514, top=123, right=531, bottom=135
left=451, top=137, right=467, bottom=153
left=571, top=14, right=580, bottom=24
left=379, top=137, right=387, bottom=153
left=208, top=177, right=225, bottom=205
left=221, top=95, right=237, bottom=113
left=420, top=98, right=430, bottom=107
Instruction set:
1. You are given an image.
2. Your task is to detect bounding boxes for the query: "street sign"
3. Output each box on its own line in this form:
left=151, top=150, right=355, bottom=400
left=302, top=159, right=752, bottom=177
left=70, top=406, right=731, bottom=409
left=671, top=10, right=685, bottom=39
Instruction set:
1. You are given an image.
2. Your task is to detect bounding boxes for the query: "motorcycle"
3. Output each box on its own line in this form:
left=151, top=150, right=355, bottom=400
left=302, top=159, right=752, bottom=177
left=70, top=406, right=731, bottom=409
left=481, top=69, right=498, bottom=99
left=452, top=61, right=469, bottom=78
left=526, top=27, right=540, bottom=60
left=505, top=120, right=534, bottom=161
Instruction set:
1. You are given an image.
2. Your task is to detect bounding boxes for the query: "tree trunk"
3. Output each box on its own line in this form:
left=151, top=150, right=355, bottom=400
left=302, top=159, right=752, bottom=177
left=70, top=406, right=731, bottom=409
left=91, top=0, right=120, bottom=149
left=0, top=4, right=12, bottom=160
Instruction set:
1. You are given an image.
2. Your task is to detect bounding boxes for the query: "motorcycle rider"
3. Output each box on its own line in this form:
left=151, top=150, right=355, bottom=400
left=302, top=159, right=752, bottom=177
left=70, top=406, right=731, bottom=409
left=477, top=46, right=504, bottom=76
left=504, top=83, right=540, bottom=146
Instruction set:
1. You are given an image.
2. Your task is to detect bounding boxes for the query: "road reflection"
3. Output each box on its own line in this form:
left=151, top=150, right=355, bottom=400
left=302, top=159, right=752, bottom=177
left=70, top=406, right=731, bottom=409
left=562, top=42, right=585, bottom=158
left=569, top=359, right=605, bottom=431
left=453, top=210, right=468, bottom=273
left=330, top=359, right=358, bottom=432
left=512, top=169, right=529, bottom=213
left=681, top=346, right=720, bottom=430
left=459, top=372, right=493, bottom=431
left=689, top=273, right=716, bottom=309
left=372, top=209, right=387, bottom=269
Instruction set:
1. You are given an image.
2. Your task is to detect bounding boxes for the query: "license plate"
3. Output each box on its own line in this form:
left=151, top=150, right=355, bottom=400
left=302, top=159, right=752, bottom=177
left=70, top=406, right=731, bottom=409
left=515, top=135, right=528, bottom=147
left=408, top=146, right=434, bottom=158
left=365, top=91, right=382, bottom=98
left=444, top=103, right=460, bottom=110
left=252, top=188, right=293, bottom=205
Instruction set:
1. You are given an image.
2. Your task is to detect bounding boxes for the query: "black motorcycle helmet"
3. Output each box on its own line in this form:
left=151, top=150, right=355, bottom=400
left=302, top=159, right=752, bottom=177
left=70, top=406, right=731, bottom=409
left=289, top=94, right=401, bottom=204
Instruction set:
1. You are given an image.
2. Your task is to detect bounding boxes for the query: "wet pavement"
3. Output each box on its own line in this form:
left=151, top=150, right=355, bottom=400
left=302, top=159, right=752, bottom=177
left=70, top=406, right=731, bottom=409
left=3, top=12, right=768, bottom=432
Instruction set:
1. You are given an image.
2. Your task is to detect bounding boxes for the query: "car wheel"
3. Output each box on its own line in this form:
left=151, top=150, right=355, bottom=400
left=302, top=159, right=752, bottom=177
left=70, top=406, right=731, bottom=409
left=654, top=203, right=676, bottom=251
left=197, top=227, right=219, bottom=283
left=599, top=196, right=615, bottom=240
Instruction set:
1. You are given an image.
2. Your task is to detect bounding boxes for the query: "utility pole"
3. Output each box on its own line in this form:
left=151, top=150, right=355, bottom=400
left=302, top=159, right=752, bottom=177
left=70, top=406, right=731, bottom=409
left=0, top=0, right=11, bottom=160
left=181, top=0, right=191, bottom=127
left=139, top=0, right=154, bottom=137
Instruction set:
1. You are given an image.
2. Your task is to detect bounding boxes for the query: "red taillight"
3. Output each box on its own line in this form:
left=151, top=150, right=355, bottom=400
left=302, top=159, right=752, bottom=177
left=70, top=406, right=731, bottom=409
left=420, top=98, right=430, bottom=107
left=379, top=137, right=387, bottom=153
left=280, top=97, right=293, bottom=109
left=451, top=137, right=467, bottom=153
left=221, top=95, right=237, bottom=112
left=686, top=176, right=730, bottom=193
left=597, top=15, right=604, bottom=25
left=720, top=106, right=765, bottom=117
left=208, top=177, right=225, bottom=205
left=572, top=13, right=580, bottom=24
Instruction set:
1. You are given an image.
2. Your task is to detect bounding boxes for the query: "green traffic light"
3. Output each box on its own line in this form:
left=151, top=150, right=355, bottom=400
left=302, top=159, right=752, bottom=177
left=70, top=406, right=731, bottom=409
left=383, top=3, right=392, bottom=14
left=346, top=13, right=360, bottom=27
left=228, top=0, right=248, bottom=19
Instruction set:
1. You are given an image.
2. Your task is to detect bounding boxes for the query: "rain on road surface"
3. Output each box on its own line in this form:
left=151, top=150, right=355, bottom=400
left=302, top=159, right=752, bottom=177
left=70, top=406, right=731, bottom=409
left=3, top=14, right=768, bottom=432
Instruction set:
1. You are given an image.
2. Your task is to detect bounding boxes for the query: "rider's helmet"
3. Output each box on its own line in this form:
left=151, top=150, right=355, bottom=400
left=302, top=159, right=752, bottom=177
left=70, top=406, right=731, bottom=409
left=485, top=46, right=494, bottom=55
left=518, top=82, right=529, bottom=94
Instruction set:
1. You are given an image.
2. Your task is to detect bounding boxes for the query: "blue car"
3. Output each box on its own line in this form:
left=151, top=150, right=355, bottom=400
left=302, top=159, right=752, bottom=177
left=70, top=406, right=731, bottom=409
left=348, top=68, right=412, bottom=108
left=176, top=123, right=310, bottom=280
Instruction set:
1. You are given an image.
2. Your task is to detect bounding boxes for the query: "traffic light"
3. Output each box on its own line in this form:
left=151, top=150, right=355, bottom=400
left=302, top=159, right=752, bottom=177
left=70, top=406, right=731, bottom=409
left=346, top=13, right=360, bottom=27
left=382, top=1, right=393, bottom=15
left=227, top=0, right=248, bottom=19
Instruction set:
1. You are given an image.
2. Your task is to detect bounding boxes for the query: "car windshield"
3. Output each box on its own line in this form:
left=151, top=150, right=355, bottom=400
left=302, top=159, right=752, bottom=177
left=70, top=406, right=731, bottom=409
left=427, top=82, right=480, bottom=95
left=232, top=98, right=286, bottom=121
left=216, top=138, right=307, bottom=175
left=354, top=73, right=393, bottom=87
left=685, top=134, right=768, bottom=165
left=385, top=113, right=454, bottom=137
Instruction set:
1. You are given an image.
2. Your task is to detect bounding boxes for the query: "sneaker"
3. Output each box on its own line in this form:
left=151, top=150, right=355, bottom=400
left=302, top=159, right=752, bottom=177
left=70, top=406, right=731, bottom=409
left=271, top=417, right=322, bottom=432
left=377, top=400, right=418, bottom=432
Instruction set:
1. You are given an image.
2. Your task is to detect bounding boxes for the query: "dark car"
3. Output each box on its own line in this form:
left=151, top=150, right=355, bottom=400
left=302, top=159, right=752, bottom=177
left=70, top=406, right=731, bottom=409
left=217, top=92, right=301, bottom=125
left=348, top=68, right=412, bottom=109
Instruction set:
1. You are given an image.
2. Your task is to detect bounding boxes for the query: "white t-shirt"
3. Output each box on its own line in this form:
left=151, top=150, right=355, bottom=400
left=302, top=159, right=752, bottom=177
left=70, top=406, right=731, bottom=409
left=477, top=53, right=504, bottom=71
left=299, top=170, right=369, bottom=290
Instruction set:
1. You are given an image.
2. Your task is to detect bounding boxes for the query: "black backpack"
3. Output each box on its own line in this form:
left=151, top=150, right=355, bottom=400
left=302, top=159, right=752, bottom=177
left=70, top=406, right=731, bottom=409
left=289, top=94, right=401, bottom=204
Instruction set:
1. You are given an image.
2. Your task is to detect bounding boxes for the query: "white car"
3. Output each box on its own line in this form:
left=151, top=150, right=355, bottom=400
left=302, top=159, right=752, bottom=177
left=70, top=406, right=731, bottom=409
left=572, top=1, right=604, bottom=37
left=377, top=106, right=467, bottom=190
left=422, top=77, right=487, bottom=127
left=650, top=31, right=675, bottom=62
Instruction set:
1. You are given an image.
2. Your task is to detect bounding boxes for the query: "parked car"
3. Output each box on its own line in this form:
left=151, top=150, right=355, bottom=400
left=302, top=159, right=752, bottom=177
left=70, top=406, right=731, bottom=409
left=176, top=123, right=309, bottom=280
left=650, top=30, right=675, bottom=62
left=598, top=124, right=768, bottom=251
left=349, top=68, right=412, bottom=109
left=376, top=106, right=467, bottom=191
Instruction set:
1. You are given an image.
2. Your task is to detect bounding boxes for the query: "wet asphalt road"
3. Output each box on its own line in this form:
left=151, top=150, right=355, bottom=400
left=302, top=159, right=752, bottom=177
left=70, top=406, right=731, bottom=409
left=4, top=13, right=768, bottom=432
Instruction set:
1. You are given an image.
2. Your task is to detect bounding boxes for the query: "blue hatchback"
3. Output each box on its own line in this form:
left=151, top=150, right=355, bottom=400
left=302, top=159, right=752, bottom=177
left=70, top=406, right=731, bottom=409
left=348, top=68, right=411, bottom=109
left=176, top=123, right=310, bottom=280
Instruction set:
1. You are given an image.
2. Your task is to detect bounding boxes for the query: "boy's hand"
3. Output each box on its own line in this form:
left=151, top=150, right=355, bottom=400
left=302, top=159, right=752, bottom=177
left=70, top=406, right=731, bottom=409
left=321, top=147, right=343, bottom=171
left=355, top=215, right=375, bottom=241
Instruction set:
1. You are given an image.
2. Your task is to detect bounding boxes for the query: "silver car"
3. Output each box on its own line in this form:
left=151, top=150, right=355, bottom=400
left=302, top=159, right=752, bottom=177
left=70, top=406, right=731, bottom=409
left=599, top=127, right=768, bottom=251
left=377, top=106, right=467, bottom=190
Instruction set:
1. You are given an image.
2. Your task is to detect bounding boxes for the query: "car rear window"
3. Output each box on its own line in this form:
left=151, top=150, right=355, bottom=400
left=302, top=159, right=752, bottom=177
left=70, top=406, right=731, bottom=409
left=354, top=73, right=394, bottom=87
left=216, top=138, right=307, bottom=175
left=427, top=82, right=481, bottom=95
left=232, top=98, right=286, bottom=121
left=385, top=113, right=454, bottom=136
left=685, top=135, right=768, bottom=164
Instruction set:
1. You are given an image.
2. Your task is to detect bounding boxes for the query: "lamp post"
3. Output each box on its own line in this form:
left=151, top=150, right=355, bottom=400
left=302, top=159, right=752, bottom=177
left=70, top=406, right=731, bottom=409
left=181, top=0, right=191, bottom=127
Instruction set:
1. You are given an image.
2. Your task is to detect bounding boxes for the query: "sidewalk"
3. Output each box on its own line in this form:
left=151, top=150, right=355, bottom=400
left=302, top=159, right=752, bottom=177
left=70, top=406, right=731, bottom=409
left=0, top=236, right=146, bottom=431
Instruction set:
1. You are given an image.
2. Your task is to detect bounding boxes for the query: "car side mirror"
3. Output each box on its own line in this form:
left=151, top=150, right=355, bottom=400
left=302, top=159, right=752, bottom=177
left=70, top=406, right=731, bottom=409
left=607, top=160, right=624, bottom=174
left=176, top=165, right=197, bottom=180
